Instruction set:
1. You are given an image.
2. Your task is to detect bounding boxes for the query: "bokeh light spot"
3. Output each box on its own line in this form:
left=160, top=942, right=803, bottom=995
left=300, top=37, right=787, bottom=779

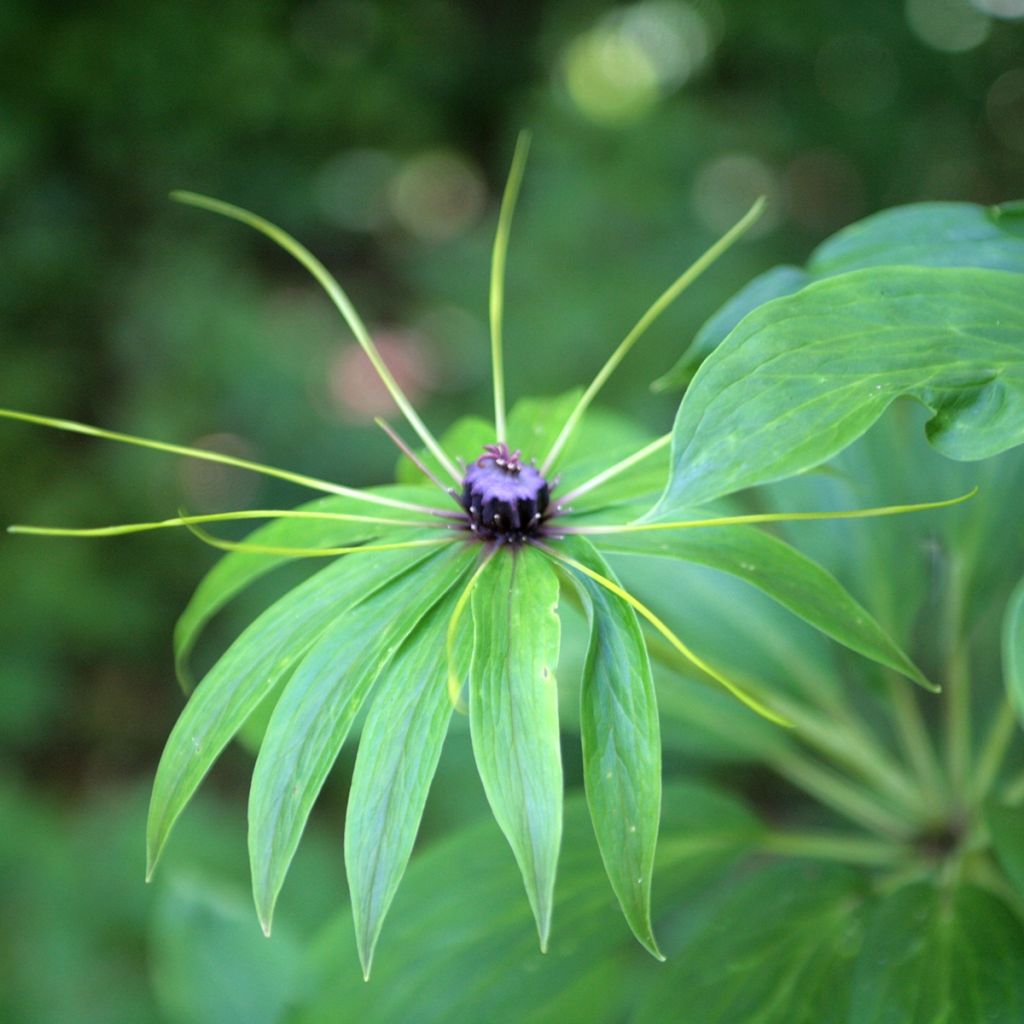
left=327, top=329, right=436, bottom=422
left=692, top=154, right=781, bottom=237
left=389, top=151, right=485, bottom=243
left=906, top=0, right=991, bottom=52
left=815, top=35, right=899, bottom=116
left=179, top=433, right=260, bottom=511
left=987, top=68, right=1024, bottom=153
left=785, top=149, right=866, bottom=235
left=560, top=2, right=712, bottom=125
left=315, top=149, right=398, bottom=233
left=970, top=0, right=1024, bottom=18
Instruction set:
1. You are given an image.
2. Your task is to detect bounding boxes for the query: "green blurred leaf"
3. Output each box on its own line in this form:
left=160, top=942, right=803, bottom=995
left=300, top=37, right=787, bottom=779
left=658, top=201, right=1024, bottom=389
left=595, top=520, right=929, bottom=689
left=147, top=540, right=443, bottom=877
left=559, top=536, right=661, bottom=957
left=469, top=545, right=562, bottom=950
left=173, top=486, right=438, bottom=688
left=848, top=882, right=1024, bottom=1024
left=344, top=585, right=473, bottom=979
left=249, top=543, right=476, bottom=932
left=656, top=266, right=1024, bottom=513
left=150, top=873, right=304, bottom=1024
left=296, top=784, right=760, bottom=1024
left=986, top=799, right=1024, bottom=901
left=635, top=862, right=865, bottom=1024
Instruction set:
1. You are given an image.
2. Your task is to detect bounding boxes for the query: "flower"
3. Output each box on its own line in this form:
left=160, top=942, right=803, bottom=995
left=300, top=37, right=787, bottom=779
left=0, top=132, right=969, bottom=978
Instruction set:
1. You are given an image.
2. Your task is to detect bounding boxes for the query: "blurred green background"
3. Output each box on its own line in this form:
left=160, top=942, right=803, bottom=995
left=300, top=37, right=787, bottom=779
left=1, top=1, right=1022, bottom=1020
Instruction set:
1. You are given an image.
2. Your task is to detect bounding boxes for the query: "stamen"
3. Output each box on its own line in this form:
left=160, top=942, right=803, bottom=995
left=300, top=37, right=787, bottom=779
left=489, top=130, right=531, bottom=445
left=375, top=417, right=463, bottom=506
left=170, top=191, right=462, bottom=484
left=564, top=487, right=979, bottom=535
left=536, top=540, right=792, bottom=727
left=540, top=197, right=765, bottom=475
left=0, top=408, right=443, bottom=516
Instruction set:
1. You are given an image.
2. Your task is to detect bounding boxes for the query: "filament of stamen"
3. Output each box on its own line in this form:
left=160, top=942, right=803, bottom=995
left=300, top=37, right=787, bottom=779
left=171, top=191, right=462, bottom=484
left=375, top=417, right=462, bottom=505
left=537, top=540, right=791, bottom=727
left=540, top=197, right=765, bottom=475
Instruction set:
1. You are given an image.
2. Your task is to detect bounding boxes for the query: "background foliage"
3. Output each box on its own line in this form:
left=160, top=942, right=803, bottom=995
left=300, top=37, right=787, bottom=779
left=2, top=1, right=1023, bottom=1020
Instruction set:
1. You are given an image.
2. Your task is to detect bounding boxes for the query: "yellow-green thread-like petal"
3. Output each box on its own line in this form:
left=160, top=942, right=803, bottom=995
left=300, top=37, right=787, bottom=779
left=490, top=130, right=531, bottom=445
left=0, top=408, right=438, bottom=514
left=171, top=191, right=462, bottom=483
left=567, top=486, right=979, bottom=534
left=541, top=197, right=765, bottom=475
left=538, top=541, right=792, bottom=727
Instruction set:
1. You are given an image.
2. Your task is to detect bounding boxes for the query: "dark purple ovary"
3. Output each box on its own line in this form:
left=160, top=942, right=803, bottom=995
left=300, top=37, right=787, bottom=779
left=461, top=443, right=550, bottom=544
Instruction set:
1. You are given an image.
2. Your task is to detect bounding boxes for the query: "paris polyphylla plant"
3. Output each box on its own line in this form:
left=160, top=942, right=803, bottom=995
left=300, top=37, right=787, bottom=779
left=0, top=132, right=972, bottom=978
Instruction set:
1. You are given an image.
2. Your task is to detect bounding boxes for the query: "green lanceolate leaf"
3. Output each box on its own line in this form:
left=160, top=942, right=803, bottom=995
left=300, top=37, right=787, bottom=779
left=557, top=536, right=662, bottom=958
left=655, top=266, right=1024, bottom=514
left=657, top=201, right=1024, bottom=389
left=147, top=540, right=444, bottom=878
left=173, top=486, right=438, bottom=688
left=594, top=521, right=931, bottom=689
left=848, top=882, right=1024, bottom=1024
left=469, top=545, right=563, bottom=950
left=344, top=585, right=473, bottom=979
left=635, top=862, right=865, bottom=1024
left=249, top=542, right=475, bottom=933
left=1005, top=575, right=1024, bottom=721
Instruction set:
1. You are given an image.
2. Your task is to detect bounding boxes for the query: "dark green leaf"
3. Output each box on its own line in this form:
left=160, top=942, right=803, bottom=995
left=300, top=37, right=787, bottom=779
left=985, top=799, right=1024, bottom=901
left=657, top=201, right=1024, bottom=389
left=147, top=540, right=442, bottom=877
left=558, top=536, right=662, bottom=957
left=656, top=266, right=1024, bottom=513
left=469, top=545, right=562, bottom=949
left=848, top=882, right=1024, bottom=1024
left=344, top=585, right=473, bottom=979
left=635, top=862, right=865, bottom=1024
left=595, top=520, right=929, bottom=688
left=248, top=543, right=476, bottom=932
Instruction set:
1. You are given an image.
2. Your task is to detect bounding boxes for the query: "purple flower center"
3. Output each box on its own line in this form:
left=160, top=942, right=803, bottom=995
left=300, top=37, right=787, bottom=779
left=461, top=443, right=551, bottom=544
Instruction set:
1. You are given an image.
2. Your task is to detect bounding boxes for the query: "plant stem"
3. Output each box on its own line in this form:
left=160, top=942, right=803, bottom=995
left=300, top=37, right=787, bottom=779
left=944, top=553, right=972, bottom=803
left=973, top=698, right=1020, bottom=803
left=886, top=673, right=948, bottom=819
left=760, top=831, right=907, bottom=867
left=769, top=694, right=927, bottom=823
left=769, top=748, right=913, bottom=840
